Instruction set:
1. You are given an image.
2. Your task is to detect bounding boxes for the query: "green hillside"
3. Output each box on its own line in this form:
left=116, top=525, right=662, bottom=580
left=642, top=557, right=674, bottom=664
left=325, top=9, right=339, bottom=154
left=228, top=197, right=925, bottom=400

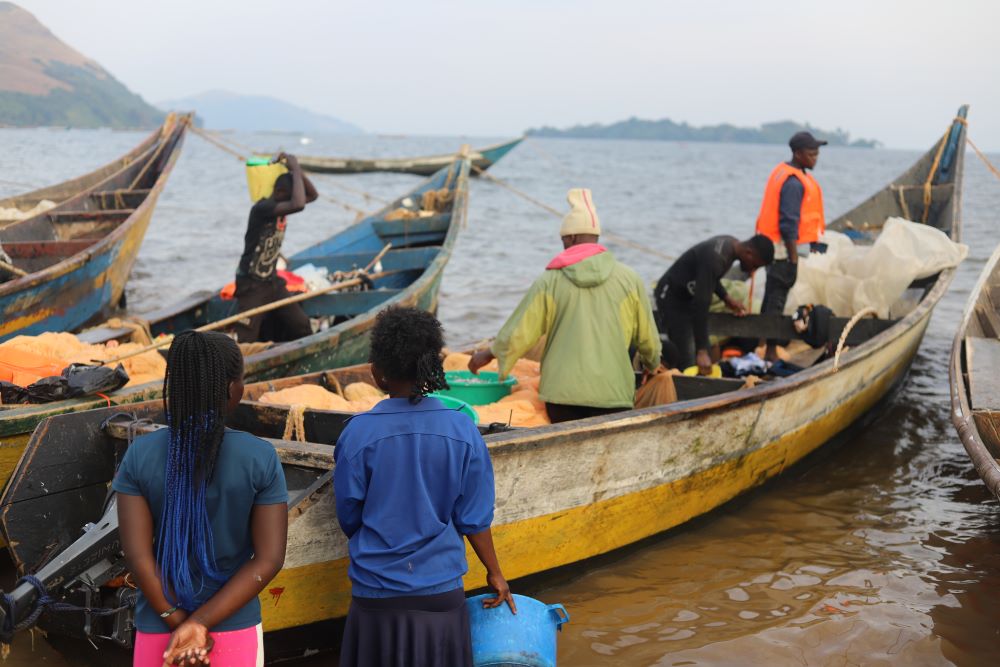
left=0, top=3, right=163, bottom=128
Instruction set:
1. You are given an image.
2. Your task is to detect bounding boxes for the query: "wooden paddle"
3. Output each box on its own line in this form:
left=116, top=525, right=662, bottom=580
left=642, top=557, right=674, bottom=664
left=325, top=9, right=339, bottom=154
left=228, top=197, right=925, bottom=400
left=0, top=259, right=28, bottom=278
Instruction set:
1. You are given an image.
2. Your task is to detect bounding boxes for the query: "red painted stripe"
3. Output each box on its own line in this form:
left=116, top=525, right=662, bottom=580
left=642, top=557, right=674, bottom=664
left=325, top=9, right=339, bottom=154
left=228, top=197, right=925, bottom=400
left=580, top=190, right=597, bottom=228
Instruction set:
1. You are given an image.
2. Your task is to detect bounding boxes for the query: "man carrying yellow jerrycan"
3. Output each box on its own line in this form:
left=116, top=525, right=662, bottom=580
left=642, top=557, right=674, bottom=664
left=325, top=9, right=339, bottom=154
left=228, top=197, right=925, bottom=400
left=469, top=188, right=670, bottom=423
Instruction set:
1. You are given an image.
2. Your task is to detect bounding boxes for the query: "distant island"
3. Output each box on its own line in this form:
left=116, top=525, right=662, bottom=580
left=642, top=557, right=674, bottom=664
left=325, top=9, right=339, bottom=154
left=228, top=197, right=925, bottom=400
left=0, top=2, right=163, bottom=129
left=158, top=90, right=363, bottom=135
left=528, top=117, right=879, bottom=148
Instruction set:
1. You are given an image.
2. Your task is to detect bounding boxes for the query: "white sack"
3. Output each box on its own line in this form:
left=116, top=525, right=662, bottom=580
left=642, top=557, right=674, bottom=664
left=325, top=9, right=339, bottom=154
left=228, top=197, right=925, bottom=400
left=786, top=217, right=967, bottom=318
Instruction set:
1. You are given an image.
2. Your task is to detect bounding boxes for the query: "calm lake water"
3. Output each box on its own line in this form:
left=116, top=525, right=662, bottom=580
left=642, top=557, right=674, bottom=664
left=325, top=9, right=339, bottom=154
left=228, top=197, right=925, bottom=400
left=1, top=124, right=998, bottom=665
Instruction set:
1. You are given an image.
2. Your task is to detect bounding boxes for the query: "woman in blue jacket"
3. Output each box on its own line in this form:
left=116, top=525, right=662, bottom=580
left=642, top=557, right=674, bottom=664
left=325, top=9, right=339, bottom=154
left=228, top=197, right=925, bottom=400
left=335, top=307, right=515, bottom=667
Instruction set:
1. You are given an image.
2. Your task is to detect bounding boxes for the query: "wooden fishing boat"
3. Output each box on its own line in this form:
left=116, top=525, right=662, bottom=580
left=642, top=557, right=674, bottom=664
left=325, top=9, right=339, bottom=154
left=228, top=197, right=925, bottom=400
left=0, top=113, right=191, bottom=341
left=0, top=109, right=968, bottom=657
left=298, top=137, right=521, bottom=176
left=0, top=158, right=470, bottom=476
left=950, top=243, right=1000, bottom=500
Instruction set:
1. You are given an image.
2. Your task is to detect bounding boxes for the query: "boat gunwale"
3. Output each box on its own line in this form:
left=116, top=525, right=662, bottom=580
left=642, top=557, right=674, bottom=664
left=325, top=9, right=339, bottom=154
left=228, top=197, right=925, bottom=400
left=0, top=114, right=190, bottom=297
left=949, top=243, right=1000, bottom=498
left=298, top=137, right=522, bottom=172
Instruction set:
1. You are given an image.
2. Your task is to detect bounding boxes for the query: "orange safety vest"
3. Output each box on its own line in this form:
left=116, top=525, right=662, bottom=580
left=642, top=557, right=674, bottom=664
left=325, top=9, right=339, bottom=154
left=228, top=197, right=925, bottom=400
left=755, top=162, right=825, bottom=245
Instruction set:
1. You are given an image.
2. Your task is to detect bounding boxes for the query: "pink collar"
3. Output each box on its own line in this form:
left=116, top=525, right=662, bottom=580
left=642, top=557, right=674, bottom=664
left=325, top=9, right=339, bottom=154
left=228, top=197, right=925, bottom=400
left=546, top=243, right=607, bottom=269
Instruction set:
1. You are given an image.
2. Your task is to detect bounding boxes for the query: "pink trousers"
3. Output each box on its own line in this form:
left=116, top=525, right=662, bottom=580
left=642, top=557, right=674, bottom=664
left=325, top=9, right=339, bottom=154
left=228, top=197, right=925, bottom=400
left=133, top=623, right=263, bottom=667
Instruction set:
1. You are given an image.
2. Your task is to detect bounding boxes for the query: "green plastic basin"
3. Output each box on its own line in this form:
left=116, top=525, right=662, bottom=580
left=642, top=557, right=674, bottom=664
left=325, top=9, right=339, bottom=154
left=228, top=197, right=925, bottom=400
left=428, top=393, right=479, bottom=423
left=439, top=371, right=517, bottom=406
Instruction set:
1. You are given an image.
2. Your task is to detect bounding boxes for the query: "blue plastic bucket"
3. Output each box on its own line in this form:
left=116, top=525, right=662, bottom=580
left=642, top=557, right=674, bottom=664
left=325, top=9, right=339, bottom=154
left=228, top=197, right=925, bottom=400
left=466, top=594, right=569, bottom=667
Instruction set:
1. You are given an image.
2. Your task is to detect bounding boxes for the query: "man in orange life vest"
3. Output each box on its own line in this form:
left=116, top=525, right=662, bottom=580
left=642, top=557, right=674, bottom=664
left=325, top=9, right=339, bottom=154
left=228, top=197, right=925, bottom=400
left=756, top=131, right=827, bottom=362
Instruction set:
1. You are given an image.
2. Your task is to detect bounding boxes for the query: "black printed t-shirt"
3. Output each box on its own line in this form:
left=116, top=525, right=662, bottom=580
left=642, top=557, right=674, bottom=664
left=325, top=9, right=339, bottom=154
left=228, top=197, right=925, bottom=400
left=237, top=199, right=287, bottom=282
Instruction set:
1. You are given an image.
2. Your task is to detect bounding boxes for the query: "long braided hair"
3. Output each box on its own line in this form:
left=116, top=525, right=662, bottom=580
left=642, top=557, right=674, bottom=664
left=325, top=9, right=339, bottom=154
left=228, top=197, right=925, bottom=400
left=158, top=330, right=244, bottom=609
left=369, top=307, right=448, bottom=402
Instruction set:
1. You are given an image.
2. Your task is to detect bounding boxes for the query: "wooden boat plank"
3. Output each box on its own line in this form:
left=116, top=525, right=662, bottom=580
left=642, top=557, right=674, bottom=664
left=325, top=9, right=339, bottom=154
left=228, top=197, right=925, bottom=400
left=706, top=312, right=898, bottom=346
left=288, top=246, right=438, bottom=274
left=101, top=416, right=335, bottom=470
left=971, top=411, right=1000, bottom=458
left=967, top=337, right=1000, bottom=411
left=301, top=289, right=403, bottom=318
left=298, top=137, right=521, bottom=177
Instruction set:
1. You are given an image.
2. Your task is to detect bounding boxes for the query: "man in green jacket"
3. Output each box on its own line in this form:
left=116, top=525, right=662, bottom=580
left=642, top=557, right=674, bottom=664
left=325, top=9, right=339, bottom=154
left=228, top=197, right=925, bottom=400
left=469, top=188, right=662, bottom=423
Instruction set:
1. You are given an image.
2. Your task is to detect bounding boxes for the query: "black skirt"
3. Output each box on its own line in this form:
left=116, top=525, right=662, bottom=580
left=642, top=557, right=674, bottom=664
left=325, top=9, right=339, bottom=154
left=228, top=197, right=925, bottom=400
left=339, top=588, right=473, bottom=667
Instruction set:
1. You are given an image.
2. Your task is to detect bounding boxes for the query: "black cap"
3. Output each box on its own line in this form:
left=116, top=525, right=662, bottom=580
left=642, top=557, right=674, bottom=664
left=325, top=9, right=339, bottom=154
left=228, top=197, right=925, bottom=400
left=789, top=131, right=828, bottom=151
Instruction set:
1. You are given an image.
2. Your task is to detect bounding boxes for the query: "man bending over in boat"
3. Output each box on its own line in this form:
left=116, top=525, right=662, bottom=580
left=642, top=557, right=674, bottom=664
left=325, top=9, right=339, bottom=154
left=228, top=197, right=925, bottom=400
left=654, top=235, right=774, bottom=375
left=469, top=188, right=662, bottom=423
left=232, top=152, right=319, bottom=343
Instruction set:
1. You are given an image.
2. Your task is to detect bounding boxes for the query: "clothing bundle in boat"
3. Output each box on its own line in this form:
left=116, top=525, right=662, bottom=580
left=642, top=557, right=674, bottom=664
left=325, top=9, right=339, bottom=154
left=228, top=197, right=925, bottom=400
left=0, top=363, right=129, bottom=404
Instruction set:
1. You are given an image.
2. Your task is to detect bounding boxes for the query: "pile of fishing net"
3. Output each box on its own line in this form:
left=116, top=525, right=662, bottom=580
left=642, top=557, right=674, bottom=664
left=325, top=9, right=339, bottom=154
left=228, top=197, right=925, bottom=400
left=0, top=331, right=166, bottom=389
left=0, top=200, right=56, bottom=221
left=257, top=353, right=551, bottom=428
left=383, top=188, right=454, bottom=221
left=258, top=382, right=386, bottom=413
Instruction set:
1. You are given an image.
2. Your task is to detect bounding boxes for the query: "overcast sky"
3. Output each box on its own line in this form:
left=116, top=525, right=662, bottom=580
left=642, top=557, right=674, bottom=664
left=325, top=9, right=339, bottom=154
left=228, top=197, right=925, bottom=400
left=14, top=0, right=1000, bottom=149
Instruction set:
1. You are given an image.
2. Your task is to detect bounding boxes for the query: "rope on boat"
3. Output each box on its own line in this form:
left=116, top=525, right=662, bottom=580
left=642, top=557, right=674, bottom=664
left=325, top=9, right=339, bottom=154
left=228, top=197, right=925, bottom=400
left=968, top=137, right=1000, bottom=183
left=0, top=574, right=134, bottom=650
left=833, top=307, right=878, bottom=371
left=470, top=165, right=675, bottom=262
left=921, top=131, right=949, bottom=224
left=307, top=173, right=391, bottom=206
left=282, top=405, right=308, bottom=441
left=523, top=139, right=579, bottom=180
left=128, top=115, right=186, bottom=191
left=187, top=126, right=369, bottom=216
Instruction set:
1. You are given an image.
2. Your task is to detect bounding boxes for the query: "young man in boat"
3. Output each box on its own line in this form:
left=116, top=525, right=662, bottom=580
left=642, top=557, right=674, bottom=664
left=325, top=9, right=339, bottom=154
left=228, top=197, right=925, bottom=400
left=756, top=131, right=827, bottom=362
left=468, top=188, right=662, bottom=424
left=232, top=153, right=319, bottom=343
left=654, top=235, right=774, bottom=375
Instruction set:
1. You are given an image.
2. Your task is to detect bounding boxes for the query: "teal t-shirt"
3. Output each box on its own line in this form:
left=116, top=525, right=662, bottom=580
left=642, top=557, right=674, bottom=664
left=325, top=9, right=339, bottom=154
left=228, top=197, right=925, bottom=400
left=112, top=427, right=288, bottom=633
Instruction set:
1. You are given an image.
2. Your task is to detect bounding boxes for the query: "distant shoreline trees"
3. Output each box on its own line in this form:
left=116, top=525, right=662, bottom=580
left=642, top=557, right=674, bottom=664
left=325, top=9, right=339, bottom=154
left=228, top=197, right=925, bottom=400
left=527, top=116, right=879, bottom=148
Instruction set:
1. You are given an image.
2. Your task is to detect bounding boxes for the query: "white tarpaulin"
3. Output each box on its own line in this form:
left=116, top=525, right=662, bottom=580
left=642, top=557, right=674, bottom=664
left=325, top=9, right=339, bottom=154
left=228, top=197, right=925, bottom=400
left=786, top=217, right=968, bottom=318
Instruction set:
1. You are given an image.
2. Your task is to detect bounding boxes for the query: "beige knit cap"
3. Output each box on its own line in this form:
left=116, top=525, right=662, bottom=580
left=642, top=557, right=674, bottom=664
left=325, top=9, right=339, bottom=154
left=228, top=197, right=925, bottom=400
left=560, top=188, right=601, bottom=237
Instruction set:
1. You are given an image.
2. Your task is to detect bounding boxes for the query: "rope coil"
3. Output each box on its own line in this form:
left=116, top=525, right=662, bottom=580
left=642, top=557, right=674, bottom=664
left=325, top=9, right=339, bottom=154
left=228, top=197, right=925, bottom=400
left=0, top=574, right=134, bottom=646
left=470, top=164, right=675, bottom=262
left=833, top=307, right=878, bottom=371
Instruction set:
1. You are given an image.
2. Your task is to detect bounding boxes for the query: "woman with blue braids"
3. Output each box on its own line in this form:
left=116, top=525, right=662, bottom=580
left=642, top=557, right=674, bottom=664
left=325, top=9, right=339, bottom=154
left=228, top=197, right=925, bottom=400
left=114, top=330, right=288, bottom=666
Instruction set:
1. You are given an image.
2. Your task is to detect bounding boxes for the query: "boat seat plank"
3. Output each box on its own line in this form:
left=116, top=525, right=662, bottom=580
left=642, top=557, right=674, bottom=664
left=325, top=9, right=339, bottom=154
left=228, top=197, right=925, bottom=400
left=103, top=419, right=334, bottom=469
left=289, top=247, right=438, bottom=274
left=89, top=189, right=150, bottom=210
left=48, top=209, right=134, bottom=223
left=302, top=288, right=402, bottom=318
left=704, top=313, right=897, bottom=346
left=974, top=305, right=1000, bottom=338
left=0, top=239, right=97, bottom=259
left=372, top=215, right=450, bottom=239
left=672, top=375, right=746, bottom=401
left=967, top=337, right=1000, bottom=411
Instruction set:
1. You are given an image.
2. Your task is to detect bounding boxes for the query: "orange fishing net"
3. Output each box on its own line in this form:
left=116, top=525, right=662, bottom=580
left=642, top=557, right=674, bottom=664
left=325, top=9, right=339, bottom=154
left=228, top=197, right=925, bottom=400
left=0, top=332, right=166, bottom=387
